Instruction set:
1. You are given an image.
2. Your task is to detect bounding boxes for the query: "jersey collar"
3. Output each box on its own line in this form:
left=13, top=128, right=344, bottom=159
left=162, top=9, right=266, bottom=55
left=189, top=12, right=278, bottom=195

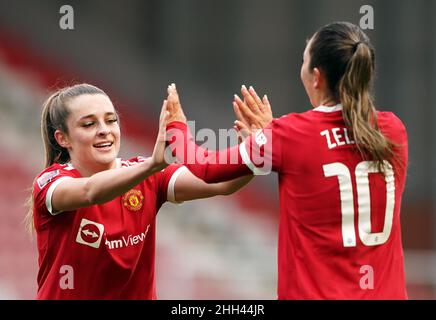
left=66, top=158, right=121, bottom=169
left=313, top=104, right=343, bottom=112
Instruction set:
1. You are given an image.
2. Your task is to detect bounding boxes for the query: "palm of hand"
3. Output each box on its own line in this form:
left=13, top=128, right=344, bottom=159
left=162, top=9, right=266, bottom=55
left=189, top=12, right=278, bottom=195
left=233, top=85, right=273, bottom=138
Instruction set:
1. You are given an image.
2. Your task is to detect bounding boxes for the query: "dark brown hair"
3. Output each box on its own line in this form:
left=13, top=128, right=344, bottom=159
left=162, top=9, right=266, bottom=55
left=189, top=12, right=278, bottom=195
left=309, top=22, right=395, bottom=170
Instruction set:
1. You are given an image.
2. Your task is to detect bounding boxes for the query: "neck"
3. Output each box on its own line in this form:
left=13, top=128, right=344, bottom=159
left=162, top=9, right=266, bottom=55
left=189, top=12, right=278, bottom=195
left=312, top=92, right=338, bottom=107
left=318, top=97, right=338, bottom=107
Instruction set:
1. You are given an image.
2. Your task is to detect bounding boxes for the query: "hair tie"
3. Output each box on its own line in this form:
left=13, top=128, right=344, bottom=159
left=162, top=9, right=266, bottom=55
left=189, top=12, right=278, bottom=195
left=353, top=41, right=364, bottom=52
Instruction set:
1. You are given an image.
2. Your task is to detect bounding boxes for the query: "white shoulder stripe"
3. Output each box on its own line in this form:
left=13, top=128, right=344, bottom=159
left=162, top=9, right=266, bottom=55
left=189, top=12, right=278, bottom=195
left=239, top=141, right=269, bottom=175
left=167, top=166, right=189, bottom=204
left=45, top=176, right=74, bottom=215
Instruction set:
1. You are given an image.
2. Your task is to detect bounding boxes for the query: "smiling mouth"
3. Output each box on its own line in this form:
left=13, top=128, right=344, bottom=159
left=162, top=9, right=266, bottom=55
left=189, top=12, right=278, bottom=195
left=93, top=141, right=113, bottom=148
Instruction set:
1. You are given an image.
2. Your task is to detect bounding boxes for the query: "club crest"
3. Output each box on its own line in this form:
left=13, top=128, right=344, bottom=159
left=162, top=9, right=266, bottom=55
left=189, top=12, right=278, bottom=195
left=123, top=189, right=144, bottom=212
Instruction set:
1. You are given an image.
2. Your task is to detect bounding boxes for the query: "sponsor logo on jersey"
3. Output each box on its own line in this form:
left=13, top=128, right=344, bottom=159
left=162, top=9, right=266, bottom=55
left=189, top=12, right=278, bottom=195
left=123, top=189, right=144, bottom=212
left=76, top=218, right=105, bottom=249
left=105, top=225, right=150, bottom=250
left=37, top=170, right=60, bottom=189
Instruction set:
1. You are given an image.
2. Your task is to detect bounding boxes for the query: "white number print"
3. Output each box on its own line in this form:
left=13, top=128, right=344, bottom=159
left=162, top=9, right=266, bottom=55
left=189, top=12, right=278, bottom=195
left=323, top=161, right=395, bottom=247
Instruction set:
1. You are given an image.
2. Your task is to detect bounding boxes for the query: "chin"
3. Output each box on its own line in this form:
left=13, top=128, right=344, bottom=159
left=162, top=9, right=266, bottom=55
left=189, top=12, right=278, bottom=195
left=94, top=153, right=117, bottom=167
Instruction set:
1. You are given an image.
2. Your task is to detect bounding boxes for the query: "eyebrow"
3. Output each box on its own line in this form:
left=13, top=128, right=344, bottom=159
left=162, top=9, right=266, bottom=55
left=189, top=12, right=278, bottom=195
left=78, top=112, right=116, bottom=121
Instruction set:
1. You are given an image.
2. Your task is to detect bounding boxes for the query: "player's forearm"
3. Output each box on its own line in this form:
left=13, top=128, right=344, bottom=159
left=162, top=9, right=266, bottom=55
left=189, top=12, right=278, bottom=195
left=167, top=121, right=251, bottom=183
left=217, top=175, right=254, bottom=195
left=85, top=159, right=166, bottom=204
left=176, top=175, right=253, bottom=202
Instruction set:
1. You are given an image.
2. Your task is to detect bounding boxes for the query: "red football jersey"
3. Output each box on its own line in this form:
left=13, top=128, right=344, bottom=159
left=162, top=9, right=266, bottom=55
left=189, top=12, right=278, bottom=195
left=33, top=157, right=185, bottom=299
left=241, top=105, right=408, bottom=299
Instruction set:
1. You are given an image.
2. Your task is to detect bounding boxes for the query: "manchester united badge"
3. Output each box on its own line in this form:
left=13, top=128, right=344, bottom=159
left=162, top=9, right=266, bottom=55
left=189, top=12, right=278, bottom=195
left=123, top=189, right=144, bottom=212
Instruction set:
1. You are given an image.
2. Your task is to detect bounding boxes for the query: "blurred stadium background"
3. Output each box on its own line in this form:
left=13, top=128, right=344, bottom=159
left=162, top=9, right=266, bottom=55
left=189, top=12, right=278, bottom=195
left=0, top=0, right=434, bottom=299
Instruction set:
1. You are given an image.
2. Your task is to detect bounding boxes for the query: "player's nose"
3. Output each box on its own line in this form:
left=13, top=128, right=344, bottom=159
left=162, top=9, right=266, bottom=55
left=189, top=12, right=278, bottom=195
left=97, top=122, right=110, bottom=136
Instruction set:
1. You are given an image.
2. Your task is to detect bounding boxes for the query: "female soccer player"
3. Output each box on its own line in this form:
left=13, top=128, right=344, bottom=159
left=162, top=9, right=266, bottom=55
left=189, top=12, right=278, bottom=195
left=166, top=22, right=409, bottom=299
left=27, top=83, right=252, bottom=299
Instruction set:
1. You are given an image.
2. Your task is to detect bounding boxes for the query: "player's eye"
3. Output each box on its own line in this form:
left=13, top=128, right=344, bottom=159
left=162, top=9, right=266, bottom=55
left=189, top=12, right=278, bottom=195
left=82, top=121, right=95, bottom=127
left=107, top=118, right=118, bottom=124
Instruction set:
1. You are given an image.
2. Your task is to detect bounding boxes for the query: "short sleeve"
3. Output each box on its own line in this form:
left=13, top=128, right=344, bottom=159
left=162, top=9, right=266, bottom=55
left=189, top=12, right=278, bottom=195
left=33, top=166, right=76, bottom=216
left=378, top=112, right=409, bottom=190
left=154, top=164, right=186, bottom=207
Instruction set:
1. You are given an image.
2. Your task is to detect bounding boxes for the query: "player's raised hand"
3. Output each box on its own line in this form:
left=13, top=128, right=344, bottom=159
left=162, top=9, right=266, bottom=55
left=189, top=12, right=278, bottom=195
left=150, top=99, right=171, bottom=169
left=233, top=85, right=273, bottom=137
left=232, top=97, right=251, bottom=140
left=166, top=83, right=187, bottom=124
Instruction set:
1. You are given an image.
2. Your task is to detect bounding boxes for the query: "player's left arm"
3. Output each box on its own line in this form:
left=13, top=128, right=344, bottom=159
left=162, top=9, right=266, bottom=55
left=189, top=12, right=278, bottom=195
left=173, top=169, right=253, bottom=202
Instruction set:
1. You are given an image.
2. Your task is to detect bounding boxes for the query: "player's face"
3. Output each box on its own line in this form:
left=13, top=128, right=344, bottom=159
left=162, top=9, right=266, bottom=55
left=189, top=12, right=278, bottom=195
left=63, top=94, right=121, bottom=173
left=300, top=38, right=317, bottom=107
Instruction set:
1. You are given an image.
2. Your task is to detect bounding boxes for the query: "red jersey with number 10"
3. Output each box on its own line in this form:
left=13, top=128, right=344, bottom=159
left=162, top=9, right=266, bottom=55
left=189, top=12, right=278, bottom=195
left=241, top=105, right=408, bottom=299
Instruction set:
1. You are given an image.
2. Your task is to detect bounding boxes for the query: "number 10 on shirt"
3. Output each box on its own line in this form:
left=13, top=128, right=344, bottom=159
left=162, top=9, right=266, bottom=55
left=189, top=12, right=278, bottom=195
left=323, top=161, right=395, bottom=247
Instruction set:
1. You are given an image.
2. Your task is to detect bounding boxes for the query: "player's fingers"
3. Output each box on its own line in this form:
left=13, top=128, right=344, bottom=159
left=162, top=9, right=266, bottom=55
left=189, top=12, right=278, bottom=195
left=166, top=92, right=175, bottom=114
left=233, top=125, right=243, bottom=143
left=249, top=86, right=264, bottom=111
left=158, top=100, right=169, bottom=141
left=263, top=94, right=272, bottom=113
left=170, top=83, right=181, bottom=108
left=241, top=85, right=260, bottom=114
left=235, top=120, right=250, bottom=140
left=234, top=119, right=249, bottom=131
left=159, top=99, right=168, bottom=123
left=233, top=101, right=247, bottom=123
left=167, top=84, right=180, bottom=109
left=166, top=84, right=175, bottom=112
left=162, top=102, right=171, bottom=132
left=234, top=94, right=256, bottom=121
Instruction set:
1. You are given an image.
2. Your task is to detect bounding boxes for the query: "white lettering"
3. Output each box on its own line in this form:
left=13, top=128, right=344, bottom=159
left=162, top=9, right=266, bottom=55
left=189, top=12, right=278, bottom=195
left=320, top=130, right=337, bottom=149
left=196, top=127, right=216, bottom=165
left=344, top=128, right=355, bottom=144
left=360, top=5, right=374, bottom=30
left=59, top=5, right=74, bottom=30
left=137, top=230, right=146, bottom=242
left=332, top=128, right=345, bottom=146
left=218, top=128, right=239, bottom=164
left=132, top=235, right=139, bottom=245
left=165, top=120, right=271, bottom=169
left=59, top=265, right=74, bottom=289
left=321, top=128, right=355, bottom=149
left=105, top=225, right=150, bottom=250
left=115, top=239, right=123, bottom=248
left=122, top=235, right=131, bottom=247
left=359, top=265, right=374, bottom=289
left=172, top=304, right=205, bottom=317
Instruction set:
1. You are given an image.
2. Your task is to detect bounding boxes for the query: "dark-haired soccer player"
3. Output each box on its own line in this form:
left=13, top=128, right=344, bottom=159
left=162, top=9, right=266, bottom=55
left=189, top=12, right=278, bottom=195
left=166, top=22, right=409, bottom=299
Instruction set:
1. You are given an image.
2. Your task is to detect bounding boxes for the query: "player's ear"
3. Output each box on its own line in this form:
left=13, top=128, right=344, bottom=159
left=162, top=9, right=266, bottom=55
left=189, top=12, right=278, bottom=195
left=54, top=129, right=71, bottom=149
left=313, top=67, right=322, bottom=89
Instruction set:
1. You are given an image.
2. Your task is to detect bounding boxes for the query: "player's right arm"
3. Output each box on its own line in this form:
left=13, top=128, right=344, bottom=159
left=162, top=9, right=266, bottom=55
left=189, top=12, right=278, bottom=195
left=51, top=160, right=163, bottom=212
left=49, top=99, right=170, bottom=213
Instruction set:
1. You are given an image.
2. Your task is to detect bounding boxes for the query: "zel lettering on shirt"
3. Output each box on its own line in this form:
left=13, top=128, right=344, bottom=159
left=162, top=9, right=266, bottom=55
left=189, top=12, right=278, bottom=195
left=320, top=128, right=355, bottom=150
